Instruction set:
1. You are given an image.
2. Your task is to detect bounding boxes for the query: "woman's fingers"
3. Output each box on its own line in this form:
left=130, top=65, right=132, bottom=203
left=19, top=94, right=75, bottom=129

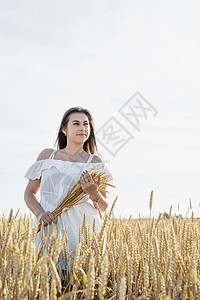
left=40, top=217, right=48, bottom=226
left=47, top=211, right=57, bottom=224
left=42, top=215, right=50, bottom=226
left=81, top=171, right=92, bottom=183
left=39, top=211, right=56, bottom=226
left=45, top=213, right=52, bottom=224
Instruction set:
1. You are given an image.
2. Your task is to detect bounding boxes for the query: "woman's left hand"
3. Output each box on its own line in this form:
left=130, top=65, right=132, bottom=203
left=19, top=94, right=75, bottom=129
left=80, top=170, right=101, bottom=197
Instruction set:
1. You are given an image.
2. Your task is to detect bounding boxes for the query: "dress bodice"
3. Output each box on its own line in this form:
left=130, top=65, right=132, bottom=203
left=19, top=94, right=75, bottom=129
left=24, top=150, right=114, bottom=210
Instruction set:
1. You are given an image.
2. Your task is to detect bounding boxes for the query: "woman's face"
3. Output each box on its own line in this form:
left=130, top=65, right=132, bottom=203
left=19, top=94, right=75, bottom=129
left=62, top=112, right=90, bottom=143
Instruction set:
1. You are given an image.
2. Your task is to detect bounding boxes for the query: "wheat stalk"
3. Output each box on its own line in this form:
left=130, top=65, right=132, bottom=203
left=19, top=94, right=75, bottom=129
left=149, top=190, right=153, bottom=232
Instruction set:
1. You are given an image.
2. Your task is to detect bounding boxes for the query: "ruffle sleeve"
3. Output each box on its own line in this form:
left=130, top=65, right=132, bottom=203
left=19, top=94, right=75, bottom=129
left=24, top=159, right=69, bottom=180
left=24, top=160, right=44, bottom=180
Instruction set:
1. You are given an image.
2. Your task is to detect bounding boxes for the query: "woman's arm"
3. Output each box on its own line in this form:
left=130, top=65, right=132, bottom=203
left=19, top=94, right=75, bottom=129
left=80, top=154, right=110, bottom=213
left=24, top=178, right=56, bottom=226
left=24, top=178, right=44, bottom=219
left=24, top=148, right=57, bottom=225
left=89, top=187, right=109, bottom=212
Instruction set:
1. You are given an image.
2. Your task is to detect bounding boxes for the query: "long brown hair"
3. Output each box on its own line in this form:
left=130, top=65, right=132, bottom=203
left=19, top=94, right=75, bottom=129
left=54, top=107, right=99, bottom=155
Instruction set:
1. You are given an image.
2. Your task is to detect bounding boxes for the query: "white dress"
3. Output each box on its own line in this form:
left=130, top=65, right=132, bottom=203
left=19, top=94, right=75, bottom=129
left=24, top=149, right=114, bottom=267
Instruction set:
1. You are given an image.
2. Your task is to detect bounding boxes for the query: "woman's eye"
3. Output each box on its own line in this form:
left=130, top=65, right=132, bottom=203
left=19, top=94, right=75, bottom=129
left=74, top=123, right=88, bottom=125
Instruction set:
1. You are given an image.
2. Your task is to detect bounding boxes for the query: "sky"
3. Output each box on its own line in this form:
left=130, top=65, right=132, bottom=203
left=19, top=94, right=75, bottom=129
left=0, top=0, right=200, bottom=219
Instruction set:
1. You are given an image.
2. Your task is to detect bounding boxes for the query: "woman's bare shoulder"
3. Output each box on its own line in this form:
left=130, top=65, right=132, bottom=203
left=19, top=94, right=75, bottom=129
left=91, top=155, right=103, bottom=163
left=36, top=148, right=55, bottom=161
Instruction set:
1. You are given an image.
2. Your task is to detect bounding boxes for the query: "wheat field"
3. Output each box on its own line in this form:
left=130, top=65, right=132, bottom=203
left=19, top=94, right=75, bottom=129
left=0, top=196, right=200, bottom=299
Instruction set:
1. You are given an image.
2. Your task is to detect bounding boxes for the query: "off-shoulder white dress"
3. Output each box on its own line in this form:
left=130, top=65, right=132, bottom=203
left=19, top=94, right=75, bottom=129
left=24, top=149, right=114, bottom=267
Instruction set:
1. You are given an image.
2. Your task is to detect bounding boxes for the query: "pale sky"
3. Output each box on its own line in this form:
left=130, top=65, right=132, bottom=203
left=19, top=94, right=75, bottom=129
left=1, top=0, right=200, bottom=219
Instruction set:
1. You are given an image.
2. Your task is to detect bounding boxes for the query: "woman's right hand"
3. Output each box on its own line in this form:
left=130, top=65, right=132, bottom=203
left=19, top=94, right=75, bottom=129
left=37, top=211, right=57, bottom=226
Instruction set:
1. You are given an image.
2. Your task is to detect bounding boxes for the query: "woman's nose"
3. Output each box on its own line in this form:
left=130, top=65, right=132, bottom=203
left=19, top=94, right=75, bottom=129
left=80, top=124, right=87, bottom=130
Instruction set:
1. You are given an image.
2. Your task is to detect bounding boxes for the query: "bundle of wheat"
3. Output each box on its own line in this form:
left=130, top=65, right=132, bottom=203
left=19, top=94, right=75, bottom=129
left=36, top=167, right=116, bottom=233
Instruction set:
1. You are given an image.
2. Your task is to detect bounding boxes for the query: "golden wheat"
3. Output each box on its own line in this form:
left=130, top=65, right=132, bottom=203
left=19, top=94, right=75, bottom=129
left=0, top=199, right=200, bottom=299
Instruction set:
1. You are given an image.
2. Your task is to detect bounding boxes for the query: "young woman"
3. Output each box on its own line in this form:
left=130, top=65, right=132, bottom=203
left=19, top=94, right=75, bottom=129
left=24, top=106, right=114, bottom=267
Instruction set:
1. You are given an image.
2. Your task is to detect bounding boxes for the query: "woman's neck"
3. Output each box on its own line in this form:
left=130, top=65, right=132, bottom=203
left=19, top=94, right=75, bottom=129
left=60, top=147, right=86, bottom=156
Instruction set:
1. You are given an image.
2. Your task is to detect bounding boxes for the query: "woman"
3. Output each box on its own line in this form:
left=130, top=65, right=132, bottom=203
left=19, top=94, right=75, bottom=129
left=24, top=106, right=114, bottom=268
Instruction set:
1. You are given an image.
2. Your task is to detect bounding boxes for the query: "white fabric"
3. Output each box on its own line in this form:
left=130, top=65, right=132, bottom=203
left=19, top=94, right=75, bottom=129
left=24, top=151, right=114, bottom=268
